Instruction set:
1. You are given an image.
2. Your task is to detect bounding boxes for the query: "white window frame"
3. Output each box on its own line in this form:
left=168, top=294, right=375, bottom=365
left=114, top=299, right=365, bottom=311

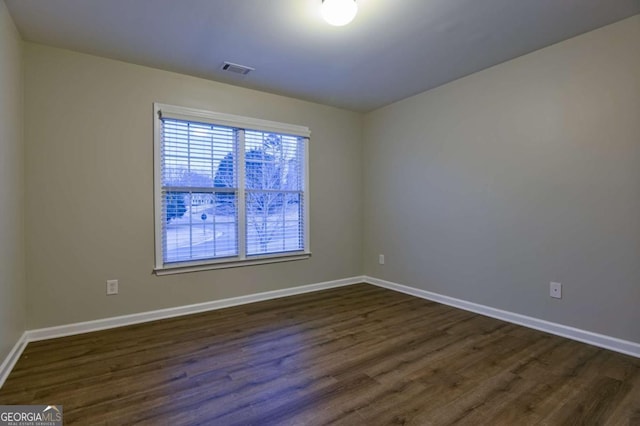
left=153, top=103, right=311, bottom=275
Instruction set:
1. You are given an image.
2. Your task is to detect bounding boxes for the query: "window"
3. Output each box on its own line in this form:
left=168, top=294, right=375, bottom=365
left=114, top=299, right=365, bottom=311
left=153, top=103, right=310, bottom=274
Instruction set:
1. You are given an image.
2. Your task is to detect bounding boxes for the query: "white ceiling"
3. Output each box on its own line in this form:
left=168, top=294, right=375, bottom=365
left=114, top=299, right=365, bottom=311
left=6, top=0, right=640, bottom=111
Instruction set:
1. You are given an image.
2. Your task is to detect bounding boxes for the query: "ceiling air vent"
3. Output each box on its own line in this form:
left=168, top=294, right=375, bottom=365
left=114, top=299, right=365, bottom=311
left=221, top=62, right=255, bottom=75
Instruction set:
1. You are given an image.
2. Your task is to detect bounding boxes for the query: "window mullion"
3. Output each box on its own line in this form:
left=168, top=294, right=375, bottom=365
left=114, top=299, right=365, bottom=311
left=237, top=129, right=247, bottom=260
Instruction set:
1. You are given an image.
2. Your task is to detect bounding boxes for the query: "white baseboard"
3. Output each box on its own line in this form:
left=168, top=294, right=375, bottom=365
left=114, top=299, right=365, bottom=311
left=1, top=276, right=365, bottom=388
left=3, top=273, right=638, bottom=389
left=364, top=276, right=640, bottom=358
left=0, top=332, right=28, bottom=389
left=26, top=276, right=366, bottom=342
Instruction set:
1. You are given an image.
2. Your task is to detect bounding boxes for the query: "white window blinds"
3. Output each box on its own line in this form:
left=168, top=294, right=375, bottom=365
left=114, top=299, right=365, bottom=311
left=244, top=130, right=306, bottom=256
left=154, top=104, right=310, bottom=272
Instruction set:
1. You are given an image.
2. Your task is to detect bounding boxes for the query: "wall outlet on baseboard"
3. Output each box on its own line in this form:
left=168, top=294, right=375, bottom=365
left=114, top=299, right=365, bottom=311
left=106, top=279, right=119, bottom=295
left=378, top=254, right=385, bottom=265
left=550, top=282, right=562, bottom=299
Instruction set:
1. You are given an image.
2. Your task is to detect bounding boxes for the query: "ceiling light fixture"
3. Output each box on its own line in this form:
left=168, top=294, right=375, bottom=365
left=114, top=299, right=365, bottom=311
left=321, top=0, right=358, bottom=27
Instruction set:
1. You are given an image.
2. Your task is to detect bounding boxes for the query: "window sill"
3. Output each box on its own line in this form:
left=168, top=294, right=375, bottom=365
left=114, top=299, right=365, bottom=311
left=154, top=252, right=311, bottom=276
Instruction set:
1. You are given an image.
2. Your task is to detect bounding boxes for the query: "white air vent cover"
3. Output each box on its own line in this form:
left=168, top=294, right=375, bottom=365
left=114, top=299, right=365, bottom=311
left=221, top=62, right=255, bottom=75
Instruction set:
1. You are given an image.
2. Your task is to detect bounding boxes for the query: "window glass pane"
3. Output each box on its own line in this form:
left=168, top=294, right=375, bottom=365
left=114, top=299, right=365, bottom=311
left=163, top=192, right=238, bottom=263
left=246, top=192, right=304, bottom=256
left=244, top=131, right=304, bottom=191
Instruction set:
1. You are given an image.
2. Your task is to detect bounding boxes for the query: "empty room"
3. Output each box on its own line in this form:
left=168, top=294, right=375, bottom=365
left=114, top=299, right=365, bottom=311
left=1, top=0, right=639, bottom=424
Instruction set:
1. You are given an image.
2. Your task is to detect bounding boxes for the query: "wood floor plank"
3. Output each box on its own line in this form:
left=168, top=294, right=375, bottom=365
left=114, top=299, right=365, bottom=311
left=1, top=283, right=639, bottom=425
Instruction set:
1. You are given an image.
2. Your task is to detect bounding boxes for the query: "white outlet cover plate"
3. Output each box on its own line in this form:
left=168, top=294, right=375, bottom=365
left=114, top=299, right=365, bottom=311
left=550, top=281, right=562, bottom=299
left=107, top=279, right=119, bottom=295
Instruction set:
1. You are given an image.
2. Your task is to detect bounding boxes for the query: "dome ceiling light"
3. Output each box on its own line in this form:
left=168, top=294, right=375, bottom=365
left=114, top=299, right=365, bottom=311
left=321, top=0, right=358, bottom=26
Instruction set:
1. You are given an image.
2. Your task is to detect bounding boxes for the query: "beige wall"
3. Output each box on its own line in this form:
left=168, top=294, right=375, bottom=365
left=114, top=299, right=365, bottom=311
left=24, top=43, right=363, bottom=328
left=0, top=0, right=25, bottom=360
left=364, top=15, right=640, bottom=343
left=17, top=12, right=640, bottom=346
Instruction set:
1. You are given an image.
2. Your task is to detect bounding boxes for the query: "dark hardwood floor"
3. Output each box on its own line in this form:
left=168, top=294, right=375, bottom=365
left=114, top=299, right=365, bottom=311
left=1, top=284, right=639, bottom=425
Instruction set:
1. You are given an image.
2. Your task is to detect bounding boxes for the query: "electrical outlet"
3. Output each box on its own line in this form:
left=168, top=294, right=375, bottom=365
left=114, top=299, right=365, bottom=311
left=550, top=282, right=562, bottom=299
left=106, top=279, right=119, bottom=295
left=379, top=254, right=385, bottom=265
